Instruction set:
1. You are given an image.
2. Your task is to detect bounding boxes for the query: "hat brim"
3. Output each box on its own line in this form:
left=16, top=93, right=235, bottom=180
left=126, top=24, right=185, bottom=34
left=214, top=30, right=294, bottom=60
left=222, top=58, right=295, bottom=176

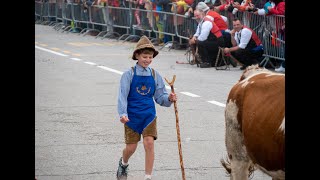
left=132, top=46, right=159, bottom=60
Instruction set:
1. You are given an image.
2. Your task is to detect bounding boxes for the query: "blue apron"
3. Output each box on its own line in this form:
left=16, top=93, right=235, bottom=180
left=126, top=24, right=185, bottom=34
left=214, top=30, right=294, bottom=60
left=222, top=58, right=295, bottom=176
left=126, top=66, right=156, bottom=134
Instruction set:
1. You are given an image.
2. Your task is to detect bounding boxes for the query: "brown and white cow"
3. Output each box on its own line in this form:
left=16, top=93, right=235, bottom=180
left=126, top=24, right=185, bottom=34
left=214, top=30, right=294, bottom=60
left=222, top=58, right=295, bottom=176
left=221, top=65, right=285, bottom=180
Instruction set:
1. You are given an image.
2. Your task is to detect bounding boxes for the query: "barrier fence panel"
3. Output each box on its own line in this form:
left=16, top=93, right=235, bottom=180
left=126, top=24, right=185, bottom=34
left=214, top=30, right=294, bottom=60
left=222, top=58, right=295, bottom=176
left=41, top=2, right=50, bottom=24
left=106, top=6, right=132, bottom=39
left=73, top=3, right=88, bottom=24
left=35, top=1, right=42, bottom=22
left=152, top=11, right=176, bottom=37
left=262, top=15, right=285, bottom=61
left=90, top=5, right=106, bottom=26
left=48, top=2, right=57, bottom=25
left=175, top=13, right=197, bottom=40
left=246, top=12, right=266, bottom=42
left=36, top=1, right=285, bottom=65
left=56, top=0, right=64, bottom=23
left=131, top=8, right=153, bottom=37
left=64, top=3, right=73, bottom=22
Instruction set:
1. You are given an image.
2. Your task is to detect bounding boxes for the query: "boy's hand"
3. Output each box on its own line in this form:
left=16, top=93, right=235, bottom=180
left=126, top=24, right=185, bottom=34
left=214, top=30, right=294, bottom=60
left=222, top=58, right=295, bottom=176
left=168, top=92, right=177, bottom=102
left=120, top=116, right=129, bottom=124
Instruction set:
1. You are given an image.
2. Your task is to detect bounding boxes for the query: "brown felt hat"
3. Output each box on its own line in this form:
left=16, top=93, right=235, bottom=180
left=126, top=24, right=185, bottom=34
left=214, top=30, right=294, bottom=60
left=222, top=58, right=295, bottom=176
left=132, top=36, right=159, bottom=60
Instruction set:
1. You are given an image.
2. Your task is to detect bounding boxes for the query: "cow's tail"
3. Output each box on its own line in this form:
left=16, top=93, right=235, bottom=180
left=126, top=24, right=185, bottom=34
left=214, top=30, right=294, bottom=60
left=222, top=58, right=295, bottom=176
left=220, top=155, right=256, bottom=179
left=220, top=155, right=231, bottom=175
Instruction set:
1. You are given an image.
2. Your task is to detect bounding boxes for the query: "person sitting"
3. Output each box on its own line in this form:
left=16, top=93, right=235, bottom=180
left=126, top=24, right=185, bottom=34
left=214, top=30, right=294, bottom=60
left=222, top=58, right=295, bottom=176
left=223, top=18, right=264, bottom=70
left=189, top=3, right=224, bottom=68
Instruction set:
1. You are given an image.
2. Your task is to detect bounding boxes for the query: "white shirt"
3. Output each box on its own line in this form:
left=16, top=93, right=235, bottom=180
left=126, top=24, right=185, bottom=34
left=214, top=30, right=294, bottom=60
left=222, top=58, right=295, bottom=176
left=193, top=18, right=213, bottom=41
left=234, top=28, right=252, bottom=49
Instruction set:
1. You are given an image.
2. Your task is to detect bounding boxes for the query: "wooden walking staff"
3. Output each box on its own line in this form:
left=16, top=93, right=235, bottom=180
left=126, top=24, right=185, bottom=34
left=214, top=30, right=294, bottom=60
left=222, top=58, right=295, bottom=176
left=164, top=75, right=186, bottom=180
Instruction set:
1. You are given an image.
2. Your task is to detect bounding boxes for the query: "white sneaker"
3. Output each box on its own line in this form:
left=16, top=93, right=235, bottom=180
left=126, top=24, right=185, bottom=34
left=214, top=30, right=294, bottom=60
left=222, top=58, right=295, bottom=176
left=275, top=66, right=285, bottom=73
left=144, top=174, right=152, bottom=180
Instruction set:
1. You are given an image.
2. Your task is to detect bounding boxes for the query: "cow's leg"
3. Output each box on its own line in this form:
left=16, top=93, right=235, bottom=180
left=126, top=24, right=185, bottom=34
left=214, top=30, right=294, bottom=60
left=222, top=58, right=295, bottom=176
left=225, top=100, right=253, bottom=180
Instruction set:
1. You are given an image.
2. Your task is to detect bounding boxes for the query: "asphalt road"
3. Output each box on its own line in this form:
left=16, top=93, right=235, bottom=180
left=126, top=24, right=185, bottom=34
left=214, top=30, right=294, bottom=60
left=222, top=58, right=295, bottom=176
left=35, top=24, right=271, bottom=180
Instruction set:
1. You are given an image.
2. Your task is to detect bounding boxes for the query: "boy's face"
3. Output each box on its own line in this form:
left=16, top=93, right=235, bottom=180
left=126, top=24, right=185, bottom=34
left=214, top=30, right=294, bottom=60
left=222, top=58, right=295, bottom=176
left=135, top=52, right=154, bottom=68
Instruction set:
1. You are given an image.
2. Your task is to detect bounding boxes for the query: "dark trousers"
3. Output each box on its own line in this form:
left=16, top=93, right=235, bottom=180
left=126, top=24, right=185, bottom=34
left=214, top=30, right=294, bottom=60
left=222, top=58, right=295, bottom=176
left=231, top=49, right=263, bottom=66
left=222, top=31, right=232, bottom=48
left=197, top=37, right=224, bottom=66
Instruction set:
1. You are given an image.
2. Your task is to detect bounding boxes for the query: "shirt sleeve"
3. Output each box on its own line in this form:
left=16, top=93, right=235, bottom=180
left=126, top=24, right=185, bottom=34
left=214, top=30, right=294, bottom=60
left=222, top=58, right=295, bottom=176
left=238, top=28, right=252, bottom=49
left=197, top=21, right=213, bottom=41
left=194, top=24, right=200, bottom=37
left=153, top=70, right=172, bottom=107
left=117, top=69, right=132, bottom=118
left=268, top=2, right=285, bottom=15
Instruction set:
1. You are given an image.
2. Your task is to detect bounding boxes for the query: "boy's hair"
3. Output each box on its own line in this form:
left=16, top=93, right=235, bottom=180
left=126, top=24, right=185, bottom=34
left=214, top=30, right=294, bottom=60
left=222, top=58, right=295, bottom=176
left=135, top=48, right=155, bottom=56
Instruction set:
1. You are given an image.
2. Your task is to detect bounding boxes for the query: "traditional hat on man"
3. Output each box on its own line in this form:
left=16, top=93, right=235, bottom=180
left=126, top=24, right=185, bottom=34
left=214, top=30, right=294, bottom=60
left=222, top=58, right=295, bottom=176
left=132, top=36, right=159, bottom=60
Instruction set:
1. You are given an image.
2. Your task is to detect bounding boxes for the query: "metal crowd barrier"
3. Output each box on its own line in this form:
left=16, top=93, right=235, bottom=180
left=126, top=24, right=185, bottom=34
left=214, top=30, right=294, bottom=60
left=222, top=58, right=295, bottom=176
left=35, top=1, right=42, bottom=23
left=35, top=1, right=285, bottom=65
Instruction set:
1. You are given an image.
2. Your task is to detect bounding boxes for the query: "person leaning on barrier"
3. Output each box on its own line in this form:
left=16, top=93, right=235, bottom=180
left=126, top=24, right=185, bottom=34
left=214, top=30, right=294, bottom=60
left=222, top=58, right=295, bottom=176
left=189, top=4, right=224, bottom=68
left=186, top=0, right=203, bottom=18
left=223, top=18, right=264, bottom=70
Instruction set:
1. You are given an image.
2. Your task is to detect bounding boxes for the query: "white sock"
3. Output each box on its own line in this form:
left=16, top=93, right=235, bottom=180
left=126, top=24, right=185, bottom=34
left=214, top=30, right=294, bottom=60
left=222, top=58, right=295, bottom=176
left=121, top=158, right=128, bottom=166
left=144, top=174, right=152, bottom=180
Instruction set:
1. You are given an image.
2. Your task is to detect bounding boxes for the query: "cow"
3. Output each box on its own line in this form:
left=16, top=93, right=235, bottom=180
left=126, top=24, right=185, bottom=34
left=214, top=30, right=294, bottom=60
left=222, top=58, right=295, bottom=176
left=220, top=64, right=285, bottom=180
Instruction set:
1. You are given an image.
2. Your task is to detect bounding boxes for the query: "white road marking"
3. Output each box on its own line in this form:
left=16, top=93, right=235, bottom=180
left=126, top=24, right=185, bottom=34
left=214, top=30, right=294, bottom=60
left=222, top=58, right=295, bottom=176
left=180, top=92, right=200, bottom=97
left=35, top=45, right=68, bottom=57
left=207, top=100, right=226, bottom=107
left=84, top=61, right=97, bottom=66
left=70, top=58, right=82, bottom=61
left=36, top=44, right=226, bottom=108
left=97, top=65, right=123, bottom=75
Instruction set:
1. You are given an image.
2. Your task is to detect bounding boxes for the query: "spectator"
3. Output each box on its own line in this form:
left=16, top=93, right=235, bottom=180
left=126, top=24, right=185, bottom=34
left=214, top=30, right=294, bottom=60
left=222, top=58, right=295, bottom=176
left=144, top=0, right=153, bottom=28
left=189, top=3, right=224, bottom=68
left=216, top=0, right=243, bottom=14
left=267, top=0, right=285, bottom=15
left=204, top=0, right=222, bottom=10
left=251, top=0, right=267, bottom=9
left=128, top=0, right=145, bottom=29
left=152, top=0, right=170, bottom=44
left=254, top=0, right=274, bottom=16
left=160, top=0, right=173, bottom=44
left=214, top=0, right=230, bottom=13
left=254, top=0, right=284, bottom=16
left=223, top=18, right=264, bottom=70
left=235, top=0, right=253, bottom=11
left=186, top=0, right=204, bottom=18
left=275, top=23, right=285, bottom=72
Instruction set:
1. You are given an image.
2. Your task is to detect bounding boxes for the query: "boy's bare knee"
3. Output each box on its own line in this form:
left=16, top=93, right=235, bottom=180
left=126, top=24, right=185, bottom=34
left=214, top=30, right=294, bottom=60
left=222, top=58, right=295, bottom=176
left=143, top=137, right=154, bottom=151
left=125, top=143, right=138, bottom=154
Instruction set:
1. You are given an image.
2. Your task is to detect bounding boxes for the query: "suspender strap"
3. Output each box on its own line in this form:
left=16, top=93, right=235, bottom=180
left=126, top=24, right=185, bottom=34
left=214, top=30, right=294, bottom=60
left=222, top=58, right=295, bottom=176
left=131, top=66, right=156, bottom=80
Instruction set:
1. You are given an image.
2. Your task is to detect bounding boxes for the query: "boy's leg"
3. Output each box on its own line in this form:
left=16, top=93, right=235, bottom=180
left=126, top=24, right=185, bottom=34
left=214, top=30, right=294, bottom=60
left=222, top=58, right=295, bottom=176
left=123, top=124, right=141, bottom=163
left=122, top=143, right=138, bottom=164
left=117, top=125, right=140, bottom=178
left=143, top=136, right=154, bottom=175
left=142, top=118, right=157, bottom=177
